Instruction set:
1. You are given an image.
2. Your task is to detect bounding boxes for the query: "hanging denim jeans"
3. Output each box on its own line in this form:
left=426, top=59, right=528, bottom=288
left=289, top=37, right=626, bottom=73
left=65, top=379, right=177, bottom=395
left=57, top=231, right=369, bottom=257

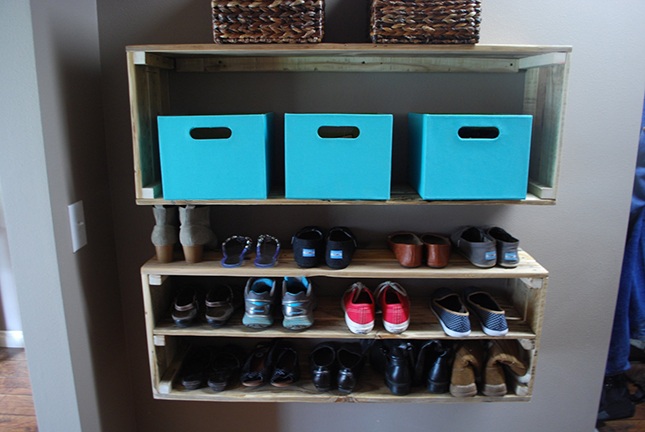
left=605, top=100, right=645, bottom=375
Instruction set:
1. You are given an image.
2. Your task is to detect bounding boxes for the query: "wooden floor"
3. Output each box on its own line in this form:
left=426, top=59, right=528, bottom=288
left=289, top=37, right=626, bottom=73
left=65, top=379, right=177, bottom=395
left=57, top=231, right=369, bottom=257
left=597, top=361, right=645, bottom=432
left=0, top=348, right=38, bottom=431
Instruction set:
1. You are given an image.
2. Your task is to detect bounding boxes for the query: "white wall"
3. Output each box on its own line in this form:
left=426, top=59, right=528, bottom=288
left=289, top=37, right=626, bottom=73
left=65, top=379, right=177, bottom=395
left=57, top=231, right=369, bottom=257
left=0, top=185, right=23, bottom=344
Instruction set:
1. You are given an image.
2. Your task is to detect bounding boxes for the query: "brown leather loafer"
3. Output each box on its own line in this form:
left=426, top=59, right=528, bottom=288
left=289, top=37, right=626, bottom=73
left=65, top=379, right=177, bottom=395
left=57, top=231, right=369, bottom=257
left=420, top=233, right=451, bottom=268
left=387, top=232, right=423, bottom=268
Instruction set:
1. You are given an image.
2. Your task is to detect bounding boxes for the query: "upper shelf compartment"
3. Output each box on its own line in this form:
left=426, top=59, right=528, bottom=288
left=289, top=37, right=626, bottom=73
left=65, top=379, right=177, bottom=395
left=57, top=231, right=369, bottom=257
left=126, top=44, right=571, bottom=205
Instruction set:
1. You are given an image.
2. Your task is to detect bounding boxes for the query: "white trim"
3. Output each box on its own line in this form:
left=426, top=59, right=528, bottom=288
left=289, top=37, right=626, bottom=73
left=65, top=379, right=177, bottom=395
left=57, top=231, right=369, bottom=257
left=0, top=330, right=24, bottom=348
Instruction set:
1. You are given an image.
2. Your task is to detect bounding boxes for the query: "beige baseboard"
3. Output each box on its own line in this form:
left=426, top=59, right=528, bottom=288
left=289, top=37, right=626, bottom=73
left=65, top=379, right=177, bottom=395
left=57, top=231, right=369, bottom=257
left=0, top=330, right=24, bottom=348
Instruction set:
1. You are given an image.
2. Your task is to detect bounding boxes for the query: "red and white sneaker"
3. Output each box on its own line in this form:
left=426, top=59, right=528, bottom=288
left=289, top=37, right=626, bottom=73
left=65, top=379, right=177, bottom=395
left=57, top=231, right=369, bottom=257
left=375, top=281, right=410, bottom=334
left=342, top=282, right=375, bottom=334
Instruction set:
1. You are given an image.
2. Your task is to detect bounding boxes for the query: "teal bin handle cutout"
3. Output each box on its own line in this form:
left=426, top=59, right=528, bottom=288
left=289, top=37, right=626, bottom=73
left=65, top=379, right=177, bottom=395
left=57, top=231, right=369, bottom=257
left=190, top=127, right=232, bottom=140
left=317, top=126, right=360, bottom=139
left=458, top=126, right=499, bottom=140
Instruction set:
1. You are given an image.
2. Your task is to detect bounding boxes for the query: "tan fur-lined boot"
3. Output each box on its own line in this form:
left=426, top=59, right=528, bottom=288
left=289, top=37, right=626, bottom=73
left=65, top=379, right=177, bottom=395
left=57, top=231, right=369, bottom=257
left=450, top=341, right=485, bottom=397
left=482, top=339, right=528, bottom=397
left=179, top=205, right=218, bottom=263
left=151, top=205, right=179, bottom=263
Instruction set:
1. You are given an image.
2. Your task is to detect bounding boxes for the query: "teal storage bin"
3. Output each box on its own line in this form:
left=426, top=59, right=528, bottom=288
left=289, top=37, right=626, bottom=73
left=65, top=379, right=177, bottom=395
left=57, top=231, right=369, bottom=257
left=285, top=113, right=393, bottom=200
left=158, top=114, right=272, bottom=200
left=408, top=114, right=533, bottom=200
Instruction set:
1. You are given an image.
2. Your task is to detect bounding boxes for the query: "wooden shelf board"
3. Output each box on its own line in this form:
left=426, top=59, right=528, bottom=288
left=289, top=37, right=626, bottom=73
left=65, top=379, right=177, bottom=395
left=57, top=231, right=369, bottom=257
left=153, top=296, right=535, bottom=340
left=135, top=189, right=555, bottom=206
left=126, top=43, right=571, bottom=59
left=141, top=249, right=548, bottom=280
left=152, top=366, right=531, bottom=403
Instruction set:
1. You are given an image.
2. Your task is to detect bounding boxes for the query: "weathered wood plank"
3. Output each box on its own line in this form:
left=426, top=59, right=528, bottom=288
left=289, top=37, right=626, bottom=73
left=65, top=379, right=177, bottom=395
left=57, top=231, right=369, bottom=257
left=141, top=249, right=548, bottom=280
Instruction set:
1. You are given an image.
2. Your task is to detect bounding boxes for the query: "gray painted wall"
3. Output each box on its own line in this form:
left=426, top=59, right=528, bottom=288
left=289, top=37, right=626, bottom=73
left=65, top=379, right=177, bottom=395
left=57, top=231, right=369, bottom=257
left=1, top=0, right=644, bottom=431
left=1, top=1, right=134, bottom=431
left=97, top=0, right=645, bottom=431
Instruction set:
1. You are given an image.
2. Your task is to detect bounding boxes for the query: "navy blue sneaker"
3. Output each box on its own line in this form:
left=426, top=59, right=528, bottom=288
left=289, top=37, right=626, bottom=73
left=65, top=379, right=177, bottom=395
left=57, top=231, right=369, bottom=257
left=464, top=287, right=509, bottom=336
left=430, top=288, right=471, bottom=337
left=326, top=227, right=357, bottom=270
left=292, top=226, right=325, bottom=268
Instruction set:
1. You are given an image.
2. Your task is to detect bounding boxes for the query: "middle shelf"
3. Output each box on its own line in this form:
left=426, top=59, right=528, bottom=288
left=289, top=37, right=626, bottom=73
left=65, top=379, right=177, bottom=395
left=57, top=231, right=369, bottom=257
left=142, top=248, right=547, bottom=345
left=142, top=249, right=548, bottom=280
left=151, top=296, right=536, bottom=342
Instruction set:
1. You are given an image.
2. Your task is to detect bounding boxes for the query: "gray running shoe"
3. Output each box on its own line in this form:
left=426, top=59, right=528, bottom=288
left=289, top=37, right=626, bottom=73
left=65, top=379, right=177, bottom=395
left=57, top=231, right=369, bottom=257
left=242, top=278, right=276, bottom=329
left=282, top=276, right=315, bottom=330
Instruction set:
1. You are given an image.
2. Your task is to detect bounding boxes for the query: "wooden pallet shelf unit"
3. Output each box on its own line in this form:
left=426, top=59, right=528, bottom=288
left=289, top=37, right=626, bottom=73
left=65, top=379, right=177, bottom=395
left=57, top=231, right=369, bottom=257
left=127, top=43, right=568, bottom=404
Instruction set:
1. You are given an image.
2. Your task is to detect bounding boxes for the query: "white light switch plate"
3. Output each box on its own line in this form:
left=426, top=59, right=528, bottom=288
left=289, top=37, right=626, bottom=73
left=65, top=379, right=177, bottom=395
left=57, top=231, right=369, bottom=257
left=68, top=201, right=87, bottom=252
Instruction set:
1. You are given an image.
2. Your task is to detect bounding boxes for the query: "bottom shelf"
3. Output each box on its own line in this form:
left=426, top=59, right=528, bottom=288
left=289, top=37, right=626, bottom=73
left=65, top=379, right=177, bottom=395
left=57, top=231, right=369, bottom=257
left=152, top=341, right=532, bottom=403
left=154, top=367, right=530, bottom=403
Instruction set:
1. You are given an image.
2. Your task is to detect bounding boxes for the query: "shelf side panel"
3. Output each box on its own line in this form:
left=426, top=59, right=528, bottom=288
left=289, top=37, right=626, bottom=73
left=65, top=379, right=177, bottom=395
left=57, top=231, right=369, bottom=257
left=127, top=52, right=169, bottom=199
left=523, top=57, right=569, bottom=199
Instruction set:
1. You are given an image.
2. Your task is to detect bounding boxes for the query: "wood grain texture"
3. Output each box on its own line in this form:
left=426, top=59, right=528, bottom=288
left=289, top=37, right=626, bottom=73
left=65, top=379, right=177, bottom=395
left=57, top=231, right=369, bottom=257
left=0, top=348, right=37, bottom=430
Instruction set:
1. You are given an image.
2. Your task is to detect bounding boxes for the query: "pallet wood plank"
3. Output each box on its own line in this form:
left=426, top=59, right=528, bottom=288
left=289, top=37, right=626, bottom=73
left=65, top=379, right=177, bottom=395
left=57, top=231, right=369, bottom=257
left=141, top=249, right=548, bottom=280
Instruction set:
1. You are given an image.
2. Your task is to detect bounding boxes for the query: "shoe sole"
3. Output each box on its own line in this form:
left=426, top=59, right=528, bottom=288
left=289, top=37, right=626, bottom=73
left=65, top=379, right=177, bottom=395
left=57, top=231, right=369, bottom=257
left=386, top=378, right=411, bottom=396
left=482, top=383, right=507, bottom=397
left=383, top=318, right=410, bottom=334
left=450, top=383, right=477, bottom=397
left=431, top=308, right=471, bottom=337
left=182, top=379, right=204, bottom=390
left=341, top=297, right=374, bottom=334
left=283, top=315, right=314, bottom=331
left=427, top=381, right=449, bottom=394
left=467, top=258, right=496, bottom=268
left=207, top=382, right=227, bottom=392
left=457, top=244, right=496, bottom=268
left=344, top=314, right=374, bottom=334
left=206, top=312, right=233, bottom=328
left=242, top=313, right=273, bottom=329
left=173, top=319, right=195, bottom=328
left=481, top=325, right=509, bottom=337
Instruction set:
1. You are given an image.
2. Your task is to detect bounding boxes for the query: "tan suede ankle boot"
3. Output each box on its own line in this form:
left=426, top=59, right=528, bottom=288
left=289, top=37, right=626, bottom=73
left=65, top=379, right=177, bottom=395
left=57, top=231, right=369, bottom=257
left=150, top=205, right=179, bottom=263
left=450, top=341, right=484, bottom=397
left=179, top=205, right=218, bottom=263
left=482, top=340, right=528, bottom=397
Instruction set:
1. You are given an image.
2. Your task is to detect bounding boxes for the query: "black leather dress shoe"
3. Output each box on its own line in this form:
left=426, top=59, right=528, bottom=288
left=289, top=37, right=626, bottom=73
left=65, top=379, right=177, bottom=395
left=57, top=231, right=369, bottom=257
left=415, top=340, right=455, bottom=394
left=383, top=342, right=415, bottom=396
left=271, top=344, right=300, bottom=387
left=337, top=343, right=365, bottom=394
left=240, top=341, right=275, bottom=387
left=180, top=345, right=211, bottom=390
left=207, top=344, right=245, bottom=392
left=310, top=342, right=338, bottom=392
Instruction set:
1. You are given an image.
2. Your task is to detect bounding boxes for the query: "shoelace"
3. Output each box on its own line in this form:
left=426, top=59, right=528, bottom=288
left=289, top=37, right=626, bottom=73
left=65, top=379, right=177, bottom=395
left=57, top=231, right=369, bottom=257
left=374, top=281, right=407, bottom=303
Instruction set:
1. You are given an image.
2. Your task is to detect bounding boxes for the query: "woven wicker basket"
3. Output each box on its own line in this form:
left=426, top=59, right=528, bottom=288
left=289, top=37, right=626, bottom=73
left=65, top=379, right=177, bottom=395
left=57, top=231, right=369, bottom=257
left=370, top=0, right=481, bottom=44
left=212, top=0, right=324, bottom=43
